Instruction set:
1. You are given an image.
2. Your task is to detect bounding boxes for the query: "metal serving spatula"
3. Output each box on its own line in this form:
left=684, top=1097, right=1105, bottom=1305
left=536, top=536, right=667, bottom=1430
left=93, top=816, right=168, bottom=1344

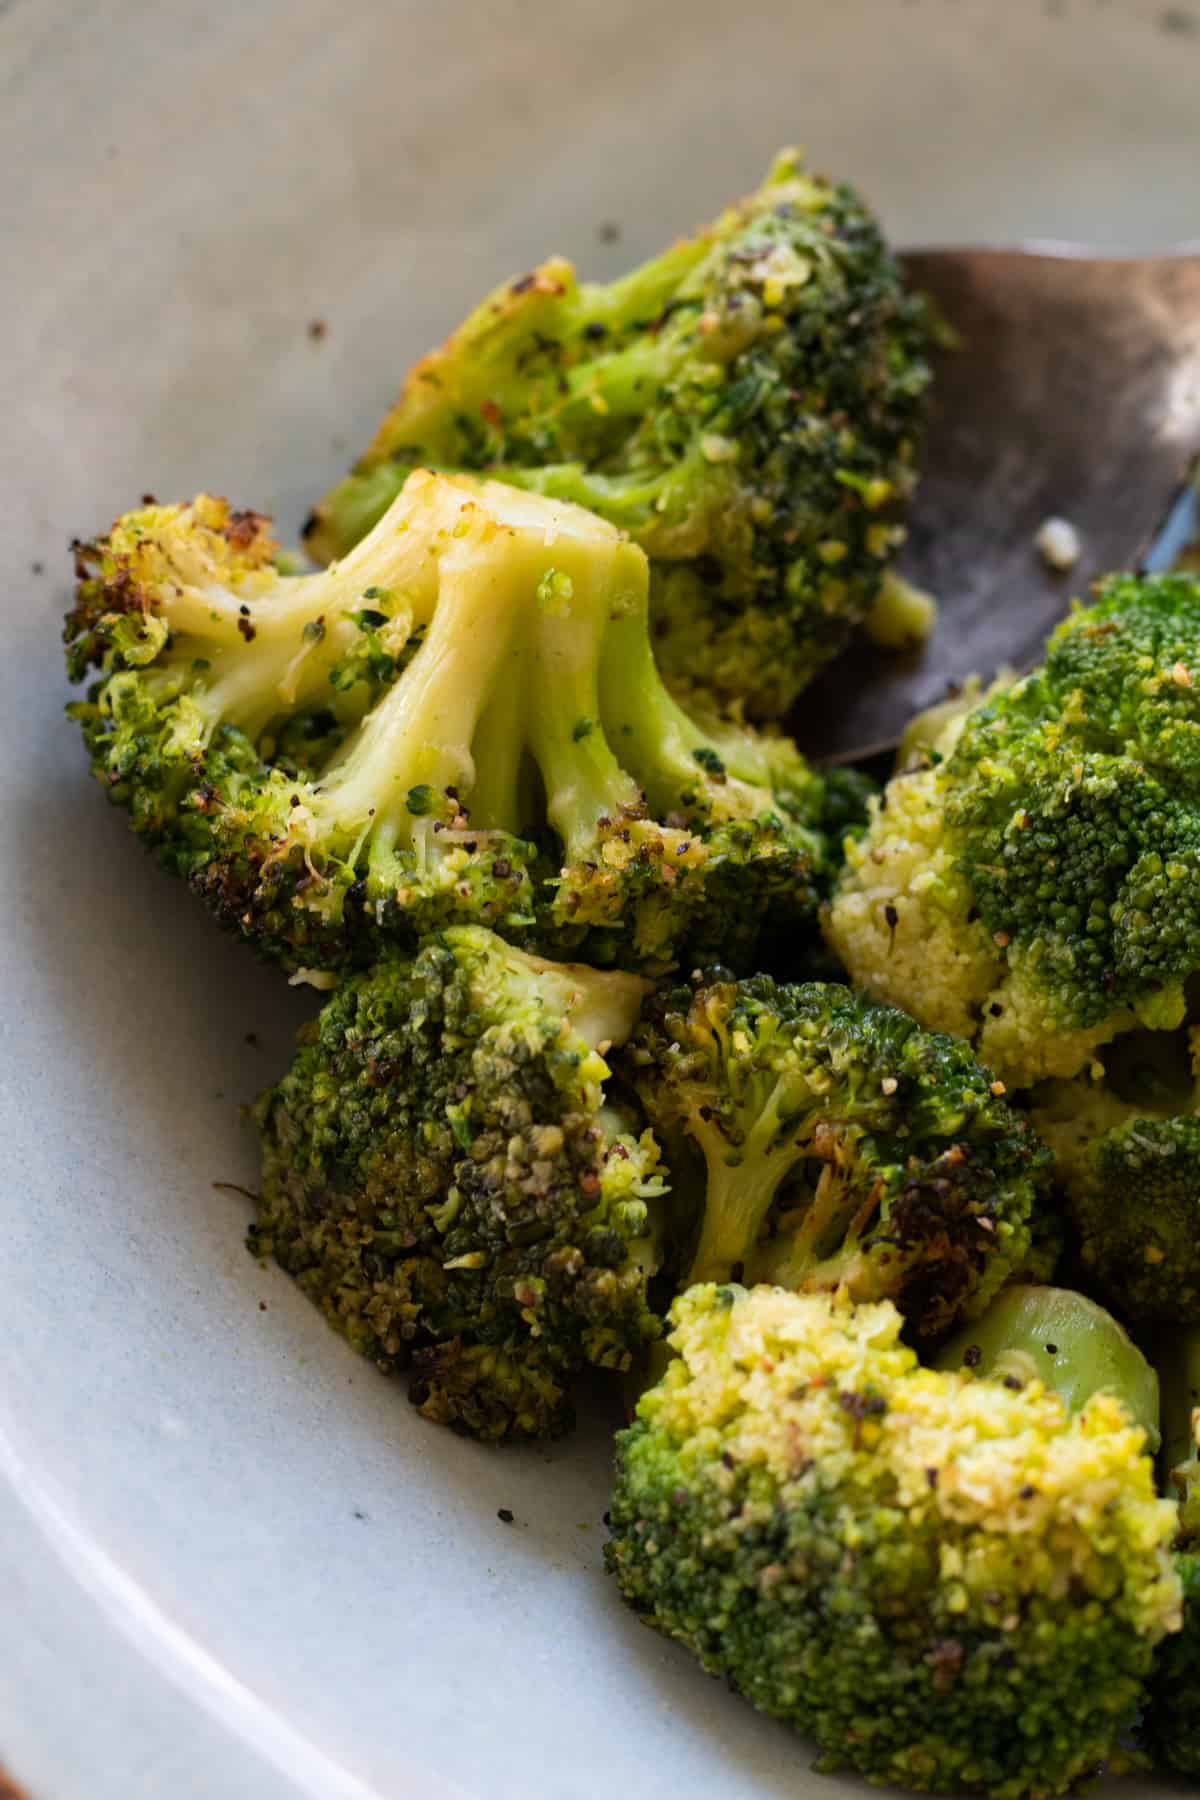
left=794, top=247, right=1200, bottom=763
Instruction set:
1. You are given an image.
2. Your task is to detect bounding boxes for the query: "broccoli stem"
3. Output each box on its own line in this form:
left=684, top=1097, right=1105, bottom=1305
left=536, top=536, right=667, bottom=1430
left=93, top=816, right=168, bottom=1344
left=523, top=562, right=644, bottom=863
left=555, top=338, right=680, bottom=427
left=314, top=538, right=520, bottom=844
left=466, top=936, right=649, bottom=1059
left=576, top=235, right=710, bottom=334
left=161, top=474, right=461, bottom=741
left=684, top=1080, right=801, bottom=1285
left=491, top=462, right=680, bottom=541
left=463, top=667, right=526, bottom=834
left=936, top=1285, right=1161, bottom=1449
left=748, top=1164, right=878, bottom=1292
left=599, top=599, right=772, bottom=822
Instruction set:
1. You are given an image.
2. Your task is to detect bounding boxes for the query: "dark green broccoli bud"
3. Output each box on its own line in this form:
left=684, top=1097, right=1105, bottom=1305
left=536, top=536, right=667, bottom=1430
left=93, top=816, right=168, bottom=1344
left=1144, top=1329, right=1200, bottom=1776
left=828, top=571, right=1200, bottom=1089
left=606, top=1284, right=1180, bottom=1797
left=1032, top=1030, right=1200, bottom=1324
left=304, top=150, right=932, bottom=720
left=936, top=1283, right=1161, bottom=1448
left=251, top=926, right=668, bottom=1440
left=64, top=475, right=841, bottom=976
left=621, top=973, right=1052, bottom=1339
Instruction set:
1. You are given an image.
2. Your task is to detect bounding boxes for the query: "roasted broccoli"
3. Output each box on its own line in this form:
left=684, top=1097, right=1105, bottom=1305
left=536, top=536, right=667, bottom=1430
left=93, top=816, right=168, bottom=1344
left=251, top=925, right=669, bottom=1440
left=827, top=572, right=1200, bottom=1089
left=606, top=1282, right=1180, bottom=1797
left=304, top=151, right=932, bottom=720
left=65, top=472, right=844, bottom=976
left=1031, top=1036, right=1200, bottom=1323
left=621, top=973, right=1052, bottom=1340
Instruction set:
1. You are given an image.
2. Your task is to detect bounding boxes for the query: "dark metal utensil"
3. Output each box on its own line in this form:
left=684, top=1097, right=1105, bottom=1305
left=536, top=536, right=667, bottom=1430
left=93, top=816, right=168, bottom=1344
left=794, top=246, right=1200, bottom=763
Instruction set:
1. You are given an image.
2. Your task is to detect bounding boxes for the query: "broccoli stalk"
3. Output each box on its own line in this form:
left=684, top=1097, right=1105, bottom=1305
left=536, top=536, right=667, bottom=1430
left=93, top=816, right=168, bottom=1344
left=606, top=1284, right=1181, bottom=1797
left=936, top=1283, right=1161, bottom=1448
left=305, top=151, right=932, bottom=719
left=623, top=972, right=1052, bottom=1338
left=252, top=925, right=670, bottom=1441
left=66, top=472, right=840, bottom=974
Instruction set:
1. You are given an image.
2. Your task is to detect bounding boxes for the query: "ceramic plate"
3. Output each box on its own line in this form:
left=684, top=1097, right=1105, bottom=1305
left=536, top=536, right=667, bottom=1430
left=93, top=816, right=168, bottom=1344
left=4, top=2, right=1198, bottom=1793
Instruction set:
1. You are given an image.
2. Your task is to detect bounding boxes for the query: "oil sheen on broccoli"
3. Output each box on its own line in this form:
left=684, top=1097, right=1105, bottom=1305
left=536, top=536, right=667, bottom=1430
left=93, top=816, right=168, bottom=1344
left=827, top=572, right=1200, bottom=1089
left=621, top=973, right=1052, bottom=1339
left=607, top=1282, right=1180, bottom=1798
left=65, top=472, right=844, bottom=975
left=251, top=926, right=668, bottom=1440
left=304, top=151, right=932, bottom=720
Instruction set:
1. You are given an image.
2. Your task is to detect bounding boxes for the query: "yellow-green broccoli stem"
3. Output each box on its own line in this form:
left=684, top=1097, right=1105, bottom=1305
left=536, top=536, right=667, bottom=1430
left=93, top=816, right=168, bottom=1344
left=937, top=1284, right=1161, bottom=1449
left=606, top=1284, right=1182, bottom=1798
left=252, top=927, right=668, bottom=1441
left=66, top=473, right=839, bottom=975
left=304, top=150, right=932, bottom=720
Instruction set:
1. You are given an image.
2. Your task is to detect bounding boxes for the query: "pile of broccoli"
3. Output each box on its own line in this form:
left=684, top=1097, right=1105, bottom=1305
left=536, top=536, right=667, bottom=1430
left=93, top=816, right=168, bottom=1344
left=828, top=569, right=1200, bottom=1327
left=61, top=146, right=1200, bottom=1796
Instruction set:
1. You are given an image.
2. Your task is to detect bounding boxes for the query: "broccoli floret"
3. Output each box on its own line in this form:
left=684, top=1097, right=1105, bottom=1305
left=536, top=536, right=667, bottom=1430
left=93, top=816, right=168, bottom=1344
left=827, top=572, right=1200, bottom=1088
left=303, top=151, right=932, bottom=720
left=251, top=925, right=669, bottom=1440
left=621, top=973, right=1052, bottom=1339
left=1032, top=1031, right=1200, bottom=1322
left=606, top=1283, right=1180, bottom=1797
left=65, top=473, right=842, bottom=975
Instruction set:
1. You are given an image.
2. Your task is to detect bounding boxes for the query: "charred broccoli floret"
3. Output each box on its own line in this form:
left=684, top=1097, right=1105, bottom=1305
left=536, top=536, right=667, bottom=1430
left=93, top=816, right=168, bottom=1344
left=621, top=973, right=1052, bottom=1339
left=65, top=473, right=842, bottom=975
left=304, top=151, right=932, bottom=720
left=606, top=1283, right=1180, bottom=1797
left=827, top=572, right=1200, bottom=1089
left=251, top=926, right=668, bottom=1440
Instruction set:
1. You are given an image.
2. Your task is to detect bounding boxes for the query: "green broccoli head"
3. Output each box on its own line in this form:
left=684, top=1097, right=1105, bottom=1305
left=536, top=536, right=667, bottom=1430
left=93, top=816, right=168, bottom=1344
left=621, top=973, right=1052, bottom=1339
left=251, top=925, right=669, bottom=1440
left=606, top=1283, right=1180, bottom=1797
left=303, top=151, right=932, bottom=720
left=827, top=572, right=1200, bottom=1089
left=65, top=473, right=845, bottom=976
left=1032, top=1040, right=1200, bottom=1323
